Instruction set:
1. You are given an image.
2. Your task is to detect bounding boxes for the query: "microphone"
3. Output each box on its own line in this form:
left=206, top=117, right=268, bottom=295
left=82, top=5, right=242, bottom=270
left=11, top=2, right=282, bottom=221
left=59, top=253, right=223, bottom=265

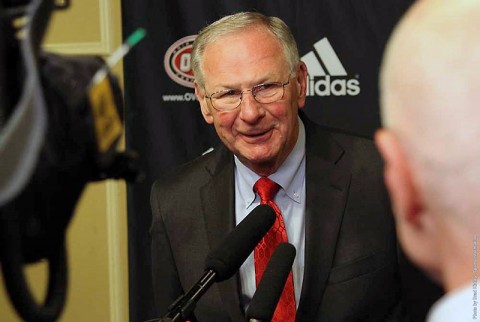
left=246, top=242, right=296, bottom=322
left=163, top=204, right=276, bottom=322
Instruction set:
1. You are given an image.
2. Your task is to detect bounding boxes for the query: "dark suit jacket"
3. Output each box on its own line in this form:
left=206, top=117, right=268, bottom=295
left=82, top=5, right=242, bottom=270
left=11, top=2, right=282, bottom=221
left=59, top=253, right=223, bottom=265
left=150, top=114, right=404, bottom=321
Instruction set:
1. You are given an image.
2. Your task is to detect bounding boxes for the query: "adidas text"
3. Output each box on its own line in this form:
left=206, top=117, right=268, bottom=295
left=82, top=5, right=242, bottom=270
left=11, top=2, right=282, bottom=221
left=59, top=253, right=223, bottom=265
left=306, top=75, right=360, bottom=96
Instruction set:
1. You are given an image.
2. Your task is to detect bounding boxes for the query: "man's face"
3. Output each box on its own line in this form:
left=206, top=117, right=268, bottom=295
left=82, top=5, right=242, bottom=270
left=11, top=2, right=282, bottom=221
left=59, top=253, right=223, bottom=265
left=195, top=26, right=307, bottom=175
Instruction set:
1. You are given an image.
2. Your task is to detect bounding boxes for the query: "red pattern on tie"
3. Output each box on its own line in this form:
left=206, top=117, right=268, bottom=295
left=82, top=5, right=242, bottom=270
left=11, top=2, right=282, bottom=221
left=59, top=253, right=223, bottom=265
left=253, top=177, right=296, bottom=322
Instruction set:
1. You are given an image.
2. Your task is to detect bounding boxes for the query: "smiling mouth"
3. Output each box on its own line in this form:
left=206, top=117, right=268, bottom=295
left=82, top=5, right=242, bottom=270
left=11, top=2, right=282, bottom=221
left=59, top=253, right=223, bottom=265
left=240, top=129, right=272, bottom=143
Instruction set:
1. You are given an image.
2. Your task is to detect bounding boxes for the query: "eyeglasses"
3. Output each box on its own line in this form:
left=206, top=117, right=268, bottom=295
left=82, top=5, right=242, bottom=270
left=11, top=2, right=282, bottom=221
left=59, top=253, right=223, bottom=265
left=204, top=78, right=291, bottom=112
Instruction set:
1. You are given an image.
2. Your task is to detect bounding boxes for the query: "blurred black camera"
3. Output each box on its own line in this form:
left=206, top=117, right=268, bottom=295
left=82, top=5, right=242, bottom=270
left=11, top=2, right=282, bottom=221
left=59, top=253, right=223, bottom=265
left=0, top=0, right=140, bottom=320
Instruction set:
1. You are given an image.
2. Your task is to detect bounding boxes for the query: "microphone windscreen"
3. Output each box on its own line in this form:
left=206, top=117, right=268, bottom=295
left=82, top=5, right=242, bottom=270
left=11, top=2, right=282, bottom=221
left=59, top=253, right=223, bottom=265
left=204, top=204, right=275, bottom=281
left=246, top=242, right=296, bottom=321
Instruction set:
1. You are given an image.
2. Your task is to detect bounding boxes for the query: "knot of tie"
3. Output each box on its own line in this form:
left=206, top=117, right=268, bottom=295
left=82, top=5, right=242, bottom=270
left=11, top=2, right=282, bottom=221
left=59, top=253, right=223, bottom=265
left=254, top=177, right=280, bottom=204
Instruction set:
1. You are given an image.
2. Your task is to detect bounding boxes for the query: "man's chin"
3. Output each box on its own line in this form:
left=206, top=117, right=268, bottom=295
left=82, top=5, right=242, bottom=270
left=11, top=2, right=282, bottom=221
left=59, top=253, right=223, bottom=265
left=235, top=151, right=282, bottom=174
left=237, top=149, right=276, bottom=164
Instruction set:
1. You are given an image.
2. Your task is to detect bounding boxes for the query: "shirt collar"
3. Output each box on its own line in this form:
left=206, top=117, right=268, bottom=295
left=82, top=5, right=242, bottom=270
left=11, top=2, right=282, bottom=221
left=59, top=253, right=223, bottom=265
left=427, top=282, right=473, bottom=322
left=235, top=117, right=306, bottom=209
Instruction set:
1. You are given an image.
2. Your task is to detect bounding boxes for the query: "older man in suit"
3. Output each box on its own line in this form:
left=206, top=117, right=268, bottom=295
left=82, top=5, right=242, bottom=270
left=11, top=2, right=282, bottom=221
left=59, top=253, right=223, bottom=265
left=151, top=12, right=404, bottom=321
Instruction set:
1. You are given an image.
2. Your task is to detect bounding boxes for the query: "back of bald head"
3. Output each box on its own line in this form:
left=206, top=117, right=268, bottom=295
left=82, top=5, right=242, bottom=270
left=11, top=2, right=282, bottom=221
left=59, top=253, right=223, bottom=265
left=380, top=0, right=480, bottom=230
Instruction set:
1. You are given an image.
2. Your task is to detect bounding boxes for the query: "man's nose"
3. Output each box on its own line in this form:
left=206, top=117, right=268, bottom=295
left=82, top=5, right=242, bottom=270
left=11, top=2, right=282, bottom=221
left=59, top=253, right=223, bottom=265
left=238, top=91, right=265, bottom=123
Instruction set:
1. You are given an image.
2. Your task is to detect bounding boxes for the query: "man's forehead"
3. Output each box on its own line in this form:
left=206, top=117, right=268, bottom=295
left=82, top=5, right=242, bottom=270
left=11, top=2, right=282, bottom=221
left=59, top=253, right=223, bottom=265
left=201, top=30, right=289, bottom=89
left=202, top=66, right=288, bottom=89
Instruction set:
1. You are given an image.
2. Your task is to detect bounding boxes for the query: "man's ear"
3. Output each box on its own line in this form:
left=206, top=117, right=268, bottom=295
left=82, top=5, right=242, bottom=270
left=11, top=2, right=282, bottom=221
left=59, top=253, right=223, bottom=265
left=195, top=82, right=214, bottom=124
left=295, top=61, right=308, bottom=109
left=375, top=129, right=442, bottom=281
left=375, top=129, right=422, bottom=224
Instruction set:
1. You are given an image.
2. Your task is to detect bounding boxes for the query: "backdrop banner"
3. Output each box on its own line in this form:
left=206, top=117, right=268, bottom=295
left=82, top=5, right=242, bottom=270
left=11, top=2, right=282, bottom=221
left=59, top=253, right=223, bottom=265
left=121, top=1, right=423, bottom=321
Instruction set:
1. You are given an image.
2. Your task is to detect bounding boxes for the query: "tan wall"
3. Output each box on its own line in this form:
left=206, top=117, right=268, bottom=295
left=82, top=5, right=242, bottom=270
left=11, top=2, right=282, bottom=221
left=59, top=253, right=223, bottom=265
left=0, top=0, right=129, bottom=321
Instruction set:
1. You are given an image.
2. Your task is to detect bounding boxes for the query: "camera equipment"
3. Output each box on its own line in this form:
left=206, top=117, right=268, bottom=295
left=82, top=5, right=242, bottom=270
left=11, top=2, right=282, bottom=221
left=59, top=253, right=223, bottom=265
left=0, top=0, right=141, bottom=320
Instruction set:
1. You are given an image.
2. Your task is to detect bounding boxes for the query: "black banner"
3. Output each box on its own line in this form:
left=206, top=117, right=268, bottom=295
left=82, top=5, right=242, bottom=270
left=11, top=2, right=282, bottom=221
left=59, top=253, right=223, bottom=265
left=122, top=1, right=414, bottom=321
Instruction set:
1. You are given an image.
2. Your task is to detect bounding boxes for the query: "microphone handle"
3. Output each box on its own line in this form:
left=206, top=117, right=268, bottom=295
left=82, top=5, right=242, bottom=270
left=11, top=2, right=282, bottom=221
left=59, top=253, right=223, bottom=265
left=164, top=270, right=216, bottom=321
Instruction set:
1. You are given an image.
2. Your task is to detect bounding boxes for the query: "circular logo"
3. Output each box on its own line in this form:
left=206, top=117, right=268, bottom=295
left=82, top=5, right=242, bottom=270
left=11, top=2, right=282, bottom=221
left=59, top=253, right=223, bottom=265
left=164, top=35, right=197, bottom=88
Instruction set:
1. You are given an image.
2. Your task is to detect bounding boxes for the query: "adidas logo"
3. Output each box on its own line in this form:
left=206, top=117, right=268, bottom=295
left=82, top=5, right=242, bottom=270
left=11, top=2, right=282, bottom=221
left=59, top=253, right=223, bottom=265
left=301, top=38, right=360, bottom=97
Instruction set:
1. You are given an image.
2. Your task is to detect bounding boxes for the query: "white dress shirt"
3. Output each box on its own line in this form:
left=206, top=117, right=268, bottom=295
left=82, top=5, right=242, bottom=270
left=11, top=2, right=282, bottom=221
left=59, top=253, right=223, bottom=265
left=234, top=117, right=306, bottom=310
left=427, top=282, right=477, bottom=322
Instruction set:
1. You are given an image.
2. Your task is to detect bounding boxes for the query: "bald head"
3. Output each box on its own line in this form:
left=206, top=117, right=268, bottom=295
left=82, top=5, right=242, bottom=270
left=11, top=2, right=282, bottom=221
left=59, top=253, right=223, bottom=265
left=380, top=0, right=480, bottom=230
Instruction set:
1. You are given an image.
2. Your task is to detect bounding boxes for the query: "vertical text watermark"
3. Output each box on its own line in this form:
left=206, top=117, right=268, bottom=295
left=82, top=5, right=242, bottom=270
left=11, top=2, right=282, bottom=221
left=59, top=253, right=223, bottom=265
left=474, top=234, right=478, bottom=319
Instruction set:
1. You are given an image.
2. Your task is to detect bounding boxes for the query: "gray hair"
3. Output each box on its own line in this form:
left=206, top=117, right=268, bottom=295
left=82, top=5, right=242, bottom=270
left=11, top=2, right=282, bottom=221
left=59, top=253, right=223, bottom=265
left=191, top=12, right=300, bottom=88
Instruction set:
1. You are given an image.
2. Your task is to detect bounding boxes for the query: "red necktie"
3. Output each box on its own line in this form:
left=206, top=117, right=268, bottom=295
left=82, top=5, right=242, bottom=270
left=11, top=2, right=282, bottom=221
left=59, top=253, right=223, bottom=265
left=253, top=177, right=296, bottom=322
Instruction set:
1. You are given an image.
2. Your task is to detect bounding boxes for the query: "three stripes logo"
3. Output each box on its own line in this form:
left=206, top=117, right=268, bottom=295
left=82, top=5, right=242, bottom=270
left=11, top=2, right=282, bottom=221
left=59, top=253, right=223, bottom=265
left=301, top=38, right=360, bottom=97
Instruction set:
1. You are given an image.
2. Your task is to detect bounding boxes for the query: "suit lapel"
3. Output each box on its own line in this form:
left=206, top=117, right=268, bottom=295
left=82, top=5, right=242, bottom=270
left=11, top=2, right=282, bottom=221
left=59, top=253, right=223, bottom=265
left=197, top=115, right=351, bottom=320
left=296, top=115, right=352, bottom=320
left=200, top=146, right=244, bottom=320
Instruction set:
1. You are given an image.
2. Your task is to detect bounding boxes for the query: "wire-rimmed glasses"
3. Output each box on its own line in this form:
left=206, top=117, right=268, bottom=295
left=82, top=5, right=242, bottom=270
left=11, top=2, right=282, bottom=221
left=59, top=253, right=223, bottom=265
left=205, top=78, right=291, bottom=112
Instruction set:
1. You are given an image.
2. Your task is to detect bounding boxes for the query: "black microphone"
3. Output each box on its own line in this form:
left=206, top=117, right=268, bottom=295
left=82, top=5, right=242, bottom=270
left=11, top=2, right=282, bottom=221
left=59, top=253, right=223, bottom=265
left=246, top=242, right=296, bottom=322
left=162, top=204, right=276, bottom=322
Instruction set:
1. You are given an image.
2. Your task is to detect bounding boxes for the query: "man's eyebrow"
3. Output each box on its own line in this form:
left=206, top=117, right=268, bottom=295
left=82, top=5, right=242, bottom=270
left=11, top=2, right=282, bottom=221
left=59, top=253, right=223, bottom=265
left=210, top=86, right=238, bottom=93
left=210, top=83, right=240, bottom=91
left=254, top=75, right=278, bottom=85
left=210, top=75, right=279, bottom=91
